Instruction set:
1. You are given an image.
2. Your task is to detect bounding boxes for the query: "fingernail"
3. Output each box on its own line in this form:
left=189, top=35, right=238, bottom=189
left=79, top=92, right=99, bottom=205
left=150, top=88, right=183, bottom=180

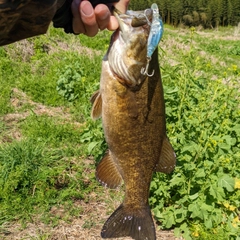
left=100, top=11, right=109, bottom=20
left=81, top=1, right=93, bottom=16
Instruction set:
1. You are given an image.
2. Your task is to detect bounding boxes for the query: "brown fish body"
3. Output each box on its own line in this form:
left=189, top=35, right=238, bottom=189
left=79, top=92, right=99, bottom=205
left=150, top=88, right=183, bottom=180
left=101, top=48, right=165, bottom=201
left=91, top=9, right=176, bottom=240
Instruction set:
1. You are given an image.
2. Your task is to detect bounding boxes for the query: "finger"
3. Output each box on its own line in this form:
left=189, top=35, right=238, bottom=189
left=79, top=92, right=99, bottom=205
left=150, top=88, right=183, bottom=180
left=94, top=4, right=111, bottom=30
left=71, top=0, right=86, bottom=34
left=107, top=15, right=119, bottom=31
left=80, top=1, right=99, bottom=37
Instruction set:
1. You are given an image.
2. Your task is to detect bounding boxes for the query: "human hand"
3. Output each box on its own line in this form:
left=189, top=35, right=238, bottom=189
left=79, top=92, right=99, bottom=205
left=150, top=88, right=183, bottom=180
left=71, top=0, right=130, bottom=37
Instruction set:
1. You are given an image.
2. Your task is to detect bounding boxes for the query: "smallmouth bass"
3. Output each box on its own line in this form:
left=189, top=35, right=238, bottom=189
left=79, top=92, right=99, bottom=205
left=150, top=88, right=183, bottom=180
left=91, top=6, right=176, bottom=240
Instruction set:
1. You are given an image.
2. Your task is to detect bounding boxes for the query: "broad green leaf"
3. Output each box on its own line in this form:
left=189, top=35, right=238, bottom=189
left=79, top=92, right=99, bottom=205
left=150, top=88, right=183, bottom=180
left=174, top=208, right=187, bottom=223
left=87, top=142, right=98, bottom=153
left=194, top=169, right=206, bottom=179
left=204, top=218, right=213, bottom=229
left=201, top=203, right=214, bottom=212
left=211, top=209, right=223, bottom=225
left=232, top=124, right=240, bottom=134
left=209, top=185, right=225, bottom=200
left=169, top=173, right=185, bottom=187
left=218, top=175, right=235, bottom=192
left=163, top=210, right=175, bottom=228
left=218, top=143, right=231, bottom=150
left=153, top=209, right=162, bottom=219
left=188, top=202, right=203, bottom=219
left=183, top=163, right=196, bottom=171
left=179, top=223, right=192, bottom=240
left=189, top=192, right=199, bottom=200
left=222, top=135, right=237, bottom=146
left=166, top=87, right=178, bottom=94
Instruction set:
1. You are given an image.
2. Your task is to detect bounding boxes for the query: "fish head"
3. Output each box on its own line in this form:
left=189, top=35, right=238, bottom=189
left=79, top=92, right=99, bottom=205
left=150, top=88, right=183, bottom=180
left=107, top=8, right=152, bottom=86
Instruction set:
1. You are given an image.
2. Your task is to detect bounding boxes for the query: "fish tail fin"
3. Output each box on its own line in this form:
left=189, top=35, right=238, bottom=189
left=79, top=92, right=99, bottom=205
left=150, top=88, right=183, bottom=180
left=101, top=204, right=156, bottom=240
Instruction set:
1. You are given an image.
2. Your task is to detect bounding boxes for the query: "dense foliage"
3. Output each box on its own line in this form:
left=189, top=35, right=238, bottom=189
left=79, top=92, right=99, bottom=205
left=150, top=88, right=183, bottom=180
left=0, top=25, right=239, bottom=239
left=129, top=0, right=240, bottom=27
left=150, top=32, right=240, bottom=239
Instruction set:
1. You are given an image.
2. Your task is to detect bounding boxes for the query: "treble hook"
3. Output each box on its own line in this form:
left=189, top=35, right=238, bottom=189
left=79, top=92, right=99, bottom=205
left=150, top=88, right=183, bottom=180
left=132, top=9, right=152, bottom=27
left=141, top=57, right=155, bottom=77
left=143, top=9, right=152, bottom=26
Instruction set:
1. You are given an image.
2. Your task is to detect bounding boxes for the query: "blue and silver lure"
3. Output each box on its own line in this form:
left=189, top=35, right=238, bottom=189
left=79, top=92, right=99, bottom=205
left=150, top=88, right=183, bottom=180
left=141, top=3, right=164, bottom=77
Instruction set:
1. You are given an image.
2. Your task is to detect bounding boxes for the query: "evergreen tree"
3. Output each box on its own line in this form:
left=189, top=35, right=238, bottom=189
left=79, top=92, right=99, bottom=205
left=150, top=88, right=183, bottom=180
left=129, top=0, right=148, bottom=10
left=232, top=0, right=240, bottom=24
left=171, top=0, right=183, bottom=26
left=165, top=0, right=173, bottom=24
left=207, top=0, right=223, bottom=28
left=156, top=0, right=168, bottom=23
left=221, top=0, right=233, bottom=26
left=127, top=0, right=239, bottom=27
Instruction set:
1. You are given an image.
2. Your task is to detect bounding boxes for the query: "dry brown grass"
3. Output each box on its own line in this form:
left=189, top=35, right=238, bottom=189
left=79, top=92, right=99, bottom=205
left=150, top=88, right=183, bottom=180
left=1, top=191, right=178, bottom=240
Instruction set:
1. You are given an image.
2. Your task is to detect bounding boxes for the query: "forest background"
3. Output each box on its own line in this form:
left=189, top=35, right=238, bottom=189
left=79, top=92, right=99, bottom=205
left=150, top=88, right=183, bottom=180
left=129, top=0, right=240, bottom=28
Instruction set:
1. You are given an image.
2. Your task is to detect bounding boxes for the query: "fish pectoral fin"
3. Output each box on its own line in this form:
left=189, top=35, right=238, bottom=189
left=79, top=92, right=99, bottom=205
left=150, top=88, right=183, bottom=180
left=155, top=137, right=176, bottom=174
left=96, top=151, right=123, bottom=189
left=90, top=90, right=102, bottom=120
left=101, top=204, right=156, bottom=240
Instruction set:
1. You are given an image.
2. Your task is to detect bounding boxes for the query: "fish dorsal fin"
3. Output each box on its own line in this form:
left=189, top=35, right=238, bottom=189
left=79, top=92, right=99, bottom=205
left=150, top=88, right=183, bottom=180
left=90, top=90, right=102, bottom=120
left=96, top=151, right=123, bottom=189
left=155, top=137, right=176, bottom=174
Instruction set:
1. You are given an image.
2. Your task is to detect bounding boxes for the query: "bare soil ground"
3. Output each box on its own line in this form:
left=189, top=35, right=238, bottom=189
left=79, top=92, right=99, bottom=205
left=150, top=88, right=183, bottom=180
left=2, top=196, right=178, bottom=240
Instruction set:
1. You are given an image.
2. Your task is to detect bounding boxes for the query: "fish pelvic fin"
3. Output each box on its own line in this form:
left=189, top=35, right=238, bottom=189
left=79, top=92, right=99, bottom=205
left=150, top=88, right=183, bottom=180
left=96, top=151, right=123, bottom=189
left=101, top=204, right=156, bottom=240
left=90, top=90, right=102, bottom=120
left=155, top=137, right=176, bottom=174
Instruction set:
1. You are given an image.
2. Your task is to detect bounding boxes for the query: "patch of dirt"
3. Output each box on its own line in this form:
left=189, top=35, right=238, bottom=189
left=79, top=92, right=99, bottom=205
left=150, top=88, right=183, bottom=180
left=8, top=88, right=72, bottom=119
left=0, top=88, right=82, bottom=143
left=6, top=37, right=102, bottom=63
left=4, top=40, right=35, bottom=62
left=48, top=41, right=102, bottom=58
left=196, top=29, right=240, bottom=41
left=1, top=194, right=179, bottom=240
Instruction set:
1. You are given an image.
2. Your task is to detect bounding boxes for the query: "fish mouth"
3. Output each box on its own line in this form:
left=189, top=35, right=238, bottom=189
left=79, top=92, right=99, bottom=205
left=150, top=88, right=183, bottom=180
left=107, top=8, right=153, bottom=86
left=113, top=8, right=152, bottom=42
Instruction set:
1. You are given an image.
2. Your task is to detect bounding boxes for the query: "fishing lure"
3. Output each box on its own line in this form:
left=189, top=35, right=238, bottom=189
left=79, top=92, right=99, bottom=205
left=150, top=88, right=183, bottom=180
left=141, top=3, right=164, bottom=77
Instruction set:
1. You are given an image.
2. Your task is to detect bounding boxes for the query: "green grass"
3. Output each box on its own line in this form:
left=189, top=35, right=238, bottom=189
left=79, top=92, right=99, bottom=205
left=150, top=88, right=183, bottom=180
left=0, top=25, right=239, bottom=239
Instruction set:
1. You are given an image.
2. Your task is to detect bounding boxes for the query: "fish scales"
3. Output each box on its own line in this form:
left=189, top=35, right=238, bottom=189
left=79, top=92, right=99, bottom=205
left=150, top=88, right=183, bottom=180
left=102, top=49, right=165, bottom=201
left=91, top=7, right=176, bottom=240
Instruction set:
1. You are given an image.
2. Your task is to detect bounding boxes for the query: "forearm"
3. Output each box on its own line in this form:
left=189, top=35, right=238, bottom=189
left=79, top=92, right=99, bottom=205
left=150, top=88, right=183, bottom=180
left=0, top=0, right=58, bottom=46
